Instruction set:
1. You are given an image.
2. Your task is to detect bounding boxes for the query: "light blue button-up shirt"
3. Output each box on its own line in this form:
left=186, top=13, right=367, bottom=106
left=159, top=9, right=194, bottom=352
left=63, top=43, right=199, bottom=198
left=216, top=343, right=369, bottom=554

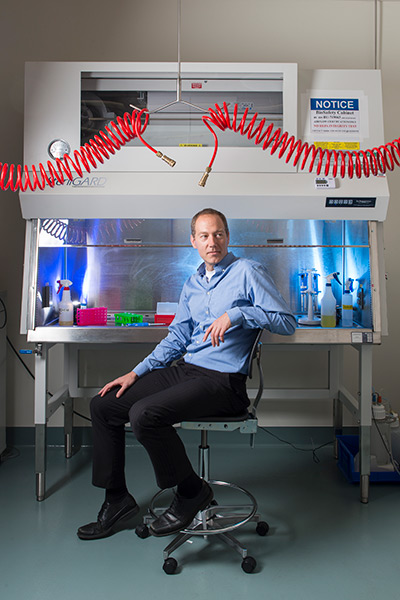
left=133, top=252, right=296, bottom=377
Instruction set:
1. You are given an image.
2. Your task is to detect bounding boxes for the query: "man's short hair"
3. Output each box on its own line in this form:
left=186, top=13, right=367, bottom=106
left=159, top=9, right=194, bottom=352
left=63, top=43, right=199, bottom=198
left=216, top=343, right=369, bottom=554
left=191, top=208, right=229, bottom=237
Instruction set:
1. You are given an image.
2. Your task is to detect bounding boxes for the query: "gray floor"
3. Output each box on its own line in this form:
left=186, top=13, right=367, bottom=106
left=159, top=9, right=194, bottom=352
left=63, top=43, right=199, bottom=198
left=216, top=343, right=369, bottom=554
left=1, top=433, right=399, bottom=600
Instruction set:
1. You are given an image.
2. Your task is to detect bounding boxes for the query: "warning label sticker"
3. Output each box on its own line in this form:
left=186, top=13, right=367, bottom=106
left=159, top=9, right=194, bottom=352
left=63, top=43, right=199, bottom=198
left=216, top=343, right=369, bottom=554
left=310, top=98, right=360, bottom=134
left=314, top=141, right=360, bottom=150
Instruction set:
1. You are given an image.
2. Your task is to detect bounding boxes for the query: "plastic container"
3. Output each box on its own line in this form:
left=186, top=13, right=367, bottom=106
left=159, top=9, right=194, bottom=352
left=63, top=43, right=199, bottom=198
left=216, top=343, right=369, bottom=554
left=337, top=435, right=400, bottom=483
left=76, top=307, right=108, bottom=326
left=114, top=312, right=143, bottom=326
left=320, top=273, right=340, bottom=327
left=321, top=284, right=336, bottom=327
left=342, top=278, right=354, bottom=328
left=371, top=403, right=393, bottom=467
left=156, top=302, right=178, bottom=314
left=154, top=314, right=175, bottom=325
left=155, top=301, right=178, bottom=325
left=42, top=283, right=52, bottom=308
left=57, top=279, right=74, bottom=326
left=391, top=413, right=400, bottom=462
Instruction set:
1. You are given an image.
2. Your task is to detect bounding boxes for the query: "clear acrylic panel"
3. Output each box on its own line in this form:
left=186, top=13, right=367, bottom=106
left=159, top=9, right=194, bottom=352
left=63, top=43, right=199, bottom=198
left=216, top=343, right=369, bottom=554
left=36, top=218, right=371, bottom=328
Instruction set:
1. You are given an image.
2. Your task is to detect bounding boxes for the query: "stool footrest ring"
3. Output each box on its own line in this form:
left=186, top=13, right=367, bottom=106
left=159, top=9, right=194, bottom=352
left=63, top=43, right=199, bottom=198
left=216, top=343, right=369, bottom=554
left=146, top=479, right=258, bottom=536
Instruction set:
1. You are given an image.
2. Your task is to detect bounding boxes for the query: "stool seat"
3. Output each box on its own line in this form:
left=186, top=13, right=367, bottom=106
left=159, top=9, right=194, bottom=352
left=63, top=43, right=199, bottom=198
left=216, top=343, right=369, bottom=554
left=180, top=412, right=257, bottom=434
left=183, top=410, right=250, bottom=422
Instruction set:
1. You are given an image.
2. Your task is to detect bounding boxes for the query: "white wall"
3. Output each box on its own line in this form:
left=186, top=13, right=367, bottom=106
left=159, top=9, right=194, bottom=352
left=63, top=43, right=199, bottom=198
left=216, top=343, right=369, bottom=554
left=1, top=0, right=399, bottom=427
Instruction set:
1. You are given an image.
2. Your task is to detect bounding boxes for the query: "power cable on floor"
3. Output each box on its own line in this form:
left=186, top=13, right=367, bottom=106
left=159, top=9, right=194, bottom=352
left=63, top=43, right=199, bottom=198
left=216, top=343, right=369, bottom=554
left=260, top=427, right=333, bottom=463
left=1, top=446, right=20, bottom=463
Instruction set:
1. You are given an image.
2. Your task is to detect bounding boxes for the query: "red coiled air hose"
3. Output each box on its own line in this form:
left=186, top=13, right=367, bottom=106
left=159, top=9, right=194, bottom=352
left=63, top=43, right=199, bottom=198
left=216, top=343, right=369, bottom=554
left=0, top=108, right=152, bottom=192
left=2, top=101, right=400, bottom=192
left=201, top=102, right=400, bottom=179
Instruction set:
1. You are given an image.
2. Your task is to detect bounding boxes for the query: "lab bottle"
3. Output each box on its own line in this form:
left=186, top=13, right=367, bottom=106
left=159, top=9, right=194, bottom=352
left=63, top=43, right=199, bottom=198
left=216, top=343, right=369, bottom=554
left=57, top=279, right=74, bottom=326
left=42, top=282, right=52, bottom=308
left=321, top=273, right=340, bottom=328
left=342, top=278, right=354, bottom=328
left=371, top=403, right=393, bottom=468
left=390, top=413, right=400, bottom=463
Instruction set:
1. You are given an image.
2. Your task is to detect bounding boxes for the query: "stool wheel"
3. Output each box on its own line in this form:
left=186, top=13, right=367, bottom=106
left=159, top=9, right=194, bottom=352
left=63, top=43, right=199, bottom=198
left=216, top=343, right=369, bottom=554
left=163, top=557, right=178, bottom=574
left=135, top=523, right=150, bottom=539
left=241, top=556, right=257, bottom=573
left=256, top=521, right=269, bottom=536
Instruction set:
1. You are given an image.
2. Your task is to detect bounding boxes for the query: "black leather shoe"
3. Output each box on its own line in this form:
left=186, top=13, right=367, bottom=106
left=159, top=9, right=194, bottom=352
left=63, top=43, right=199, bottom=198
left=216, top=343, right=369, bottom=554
left=77, top=494, right=140, bottom=540
left=149, top=481, right=213, bottom=537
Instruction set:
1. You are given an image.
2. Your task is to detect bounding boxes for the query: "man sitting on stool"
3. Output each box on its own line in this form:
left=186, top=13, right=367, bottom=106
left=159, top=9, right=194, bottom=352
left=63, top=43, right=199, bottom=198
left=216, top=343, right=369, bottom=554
left=78, top=208, right=296, bottom=540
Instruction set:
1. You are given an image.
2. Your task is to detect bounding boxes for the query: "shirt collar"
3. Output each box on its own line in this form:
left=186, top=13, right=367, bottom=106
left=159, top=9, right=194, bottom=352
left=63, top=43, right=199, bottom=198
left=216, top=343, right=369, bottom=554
left=197, top=252, right=237, bottom=277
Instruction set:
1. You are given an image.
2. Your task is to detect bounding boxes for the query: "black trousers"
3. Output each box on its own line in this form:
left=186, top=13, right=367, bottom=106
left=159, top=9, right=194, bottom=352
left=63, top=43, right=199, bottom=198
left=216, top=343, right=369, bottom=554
left=90, top=360, right=249, bottom=490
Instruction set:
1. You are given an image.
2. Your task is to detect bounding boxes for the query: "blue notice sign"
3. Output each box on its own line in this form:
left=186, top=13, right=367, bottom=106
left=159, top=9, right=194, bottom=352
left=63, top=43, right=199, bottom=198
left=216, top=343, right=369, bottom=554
left=310, top=97, right=360, bottom=133
left=310, top=98, right=359, bottom=111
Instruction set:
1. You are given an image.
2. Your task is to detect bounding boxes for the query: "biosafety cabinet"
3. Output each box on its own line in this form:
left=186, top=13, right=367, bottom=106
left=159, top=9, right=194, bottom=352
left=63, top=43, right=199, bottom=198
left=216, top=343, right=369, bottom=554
left=19, top=62, right=389, bottom=502
left=22, top=217, right=385, bottom=344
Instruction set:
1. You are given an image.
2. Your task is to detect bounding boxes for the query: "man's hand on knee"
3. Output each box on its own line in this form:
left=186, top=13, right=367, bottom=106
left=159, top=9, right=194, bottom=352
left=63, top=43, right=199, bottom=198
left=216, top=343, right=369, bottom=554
left=99, top=371, right=139, bottom=398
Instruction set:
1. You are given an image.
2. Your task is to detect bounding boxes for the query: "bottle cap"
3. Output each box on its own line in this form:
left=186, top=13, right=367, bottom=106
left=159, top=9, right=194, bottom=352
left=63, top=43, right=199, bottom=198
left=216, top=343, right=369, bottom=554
left=372, top=404, right=386, bottom=420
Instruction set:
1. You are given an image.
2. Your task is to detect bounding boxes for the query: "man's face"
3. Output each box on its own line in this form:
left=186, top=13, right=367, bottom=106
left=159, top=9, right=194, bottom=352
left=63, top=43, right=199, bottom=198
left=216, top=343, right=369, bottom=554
left=191, top=214, right=229, bottom=270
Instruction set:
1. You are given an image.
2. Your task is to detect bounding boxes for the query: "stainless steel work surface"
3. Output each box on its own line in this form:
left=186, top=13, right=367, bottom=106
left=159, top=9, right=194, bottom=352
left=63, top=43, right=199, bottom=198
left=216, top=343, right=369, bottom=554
left=27, top=324, right=378, bottom=345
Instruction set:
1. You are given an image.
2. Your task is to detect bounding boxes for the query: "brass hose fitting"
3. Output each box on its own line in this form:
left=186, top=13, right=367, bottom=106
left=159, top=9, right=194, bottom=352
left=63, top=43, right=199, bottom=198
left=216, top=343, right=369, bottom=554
left=198, top=167, right=212, bottom=187
left=156, top=151, right=176, bottom=167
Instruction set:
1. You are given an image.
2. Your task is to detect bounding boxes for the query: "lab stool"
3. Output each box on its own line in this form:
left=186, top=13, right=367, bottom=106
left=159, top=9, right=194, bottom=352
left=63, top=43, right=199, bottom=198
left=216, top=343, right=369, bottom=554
left=135, top=331, right=269, bottom=574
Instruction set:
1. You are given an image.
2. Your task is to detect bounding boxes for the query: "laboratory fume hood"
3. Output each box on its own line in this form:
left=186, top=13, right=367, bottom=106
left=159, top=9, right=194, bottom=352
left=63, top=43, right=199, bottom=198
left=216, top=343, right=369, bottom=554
left=18, top=62, right=390, bottom=503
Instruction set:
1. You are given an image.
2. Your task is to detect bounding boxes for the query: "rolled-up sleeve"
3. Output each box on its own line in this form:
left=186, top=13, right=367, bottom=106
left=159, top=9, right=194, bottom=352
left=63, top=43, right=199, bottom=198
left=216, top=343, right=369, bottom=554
left=231, top=263, right=296, bottom=335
